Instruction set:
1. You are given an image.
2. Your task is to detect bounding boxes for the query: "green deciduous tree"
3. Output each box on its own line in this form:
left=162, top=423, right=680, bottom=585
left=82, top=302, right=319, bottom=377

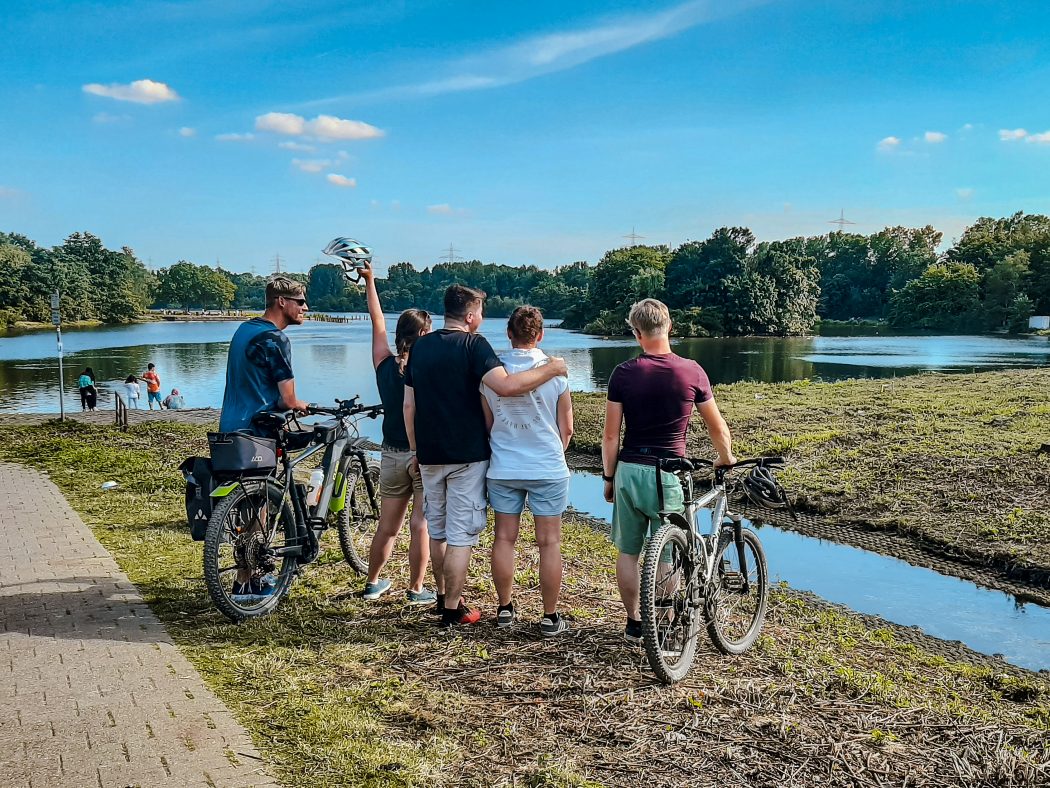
left=154, top=262, right=235, bottom=310
left=888, top=263, right=981, bottom=330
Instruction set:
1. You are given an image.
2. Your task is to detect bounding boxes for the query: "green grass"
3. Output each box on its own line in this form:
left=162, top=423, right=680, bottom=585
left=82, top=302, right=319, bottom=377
left=570, top=368, right=1050, bottom=575
left=1, top=419, right=1048, bottom=786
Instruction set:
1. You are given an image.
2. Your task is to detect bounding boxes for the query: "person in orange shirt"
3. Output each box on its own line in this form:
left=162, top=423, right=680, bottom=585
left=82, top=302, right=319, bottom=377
left=141, top=363, right=162, bottom=409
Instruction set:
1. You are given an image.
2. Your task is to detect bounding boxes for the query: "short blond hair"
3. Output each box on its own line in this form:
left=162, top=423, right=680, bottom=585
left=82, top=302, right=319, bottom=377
left=265, top=275, right=306, bottom=307
left=627, top=298, right=671, bottom=337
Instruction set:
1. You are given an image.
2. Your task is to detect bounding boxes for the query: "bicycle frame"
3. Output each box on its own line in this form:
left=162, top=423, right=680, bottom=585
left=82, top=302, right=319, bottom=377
left=661, top=467, right=750, bottom=598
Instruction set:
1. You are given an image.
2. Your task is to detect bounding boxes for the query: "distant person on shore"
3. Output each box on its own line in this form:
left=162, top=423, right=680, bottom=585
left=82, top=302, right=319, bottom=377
left=481, top=306, right=574, bottom=637
left=123, top=375, right=141, bottom=409
left=78, top=367, right=98, bottom=411
left=357, top=260, right=436, bottom=606
left=601, top=298, right=735, bottom=645
left=141, top=363, right=162, bottom=409
left=163, top=388, right=185, bottom=410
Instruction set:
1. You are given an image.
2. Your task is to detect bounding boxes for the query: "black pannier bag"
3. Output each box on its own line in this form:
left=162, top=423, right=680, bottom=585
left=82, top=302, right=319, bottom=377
left=207, top=431, right=278, bottom=476
left=179, top=456, right=215, bottom=541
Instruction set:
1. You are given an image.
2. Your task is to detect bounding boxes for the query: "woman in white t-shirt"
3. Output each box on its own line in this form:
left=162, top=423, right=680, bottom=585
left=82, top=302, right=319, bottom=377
left=481, top=306, right=573, bottom=637
left=123, top=375, right=141, bottom=409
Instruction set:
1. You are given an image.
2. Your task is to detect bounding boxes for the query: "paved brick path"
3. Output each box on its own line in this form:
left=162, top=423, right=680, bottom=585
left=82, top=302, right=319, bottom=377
left=0, top=462, right=279, bottom=788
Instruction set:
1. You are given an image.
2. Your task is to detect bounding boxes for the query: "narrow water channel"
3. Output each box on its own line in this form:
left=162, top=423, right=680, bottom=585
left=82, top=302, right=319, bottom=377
left=567, top=471, right=1050, bottom=673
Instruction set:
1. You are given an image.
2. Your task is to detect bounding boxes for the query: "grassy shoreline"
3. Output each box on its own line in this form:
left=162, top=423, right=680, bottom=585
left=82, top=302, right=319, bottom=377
left=1, top=419, right=1047, bottom=787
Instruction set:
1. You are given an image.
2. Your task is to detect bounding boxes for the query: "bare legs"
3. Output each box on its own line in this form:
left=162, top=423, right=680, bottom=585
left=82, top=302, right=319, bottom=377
left=615, top=552, right=641, bottom=620
left=442, top=545, right=472, bottom=611
left=366, top=490, right=431, bottom=593
left=491, top=513, right=563, bottom=615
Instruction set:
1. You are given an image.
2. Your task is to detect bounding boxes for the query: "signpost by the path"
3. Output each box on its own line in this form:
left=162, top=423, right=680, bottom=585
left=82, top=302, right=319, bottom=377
left=52, top=290, right=64, bottom=420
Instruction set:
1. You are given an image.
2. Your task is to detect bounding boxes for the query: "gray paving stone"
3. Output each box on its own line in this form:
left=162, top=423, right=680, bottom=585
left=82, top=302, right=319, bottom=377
left=0, top=462, right=280, bottom=787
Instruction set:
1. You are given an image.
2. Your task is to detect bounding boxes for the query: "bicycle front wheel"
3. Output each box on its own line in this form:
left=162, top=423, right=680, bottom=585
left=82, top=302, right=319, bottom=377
left=640, top=521, right=699, bottom=684
left=705, top=528, right=768, bottom=655
left=336, top=461, right=380, bottom=574
left=203, top=480, right=298, bottom=622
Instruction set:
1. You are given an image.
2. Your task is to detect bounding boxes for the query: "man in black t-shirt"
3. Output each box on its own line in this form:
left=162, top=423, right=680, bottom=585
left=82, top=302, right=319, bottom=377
left=404, top=285, right=568, bottom=627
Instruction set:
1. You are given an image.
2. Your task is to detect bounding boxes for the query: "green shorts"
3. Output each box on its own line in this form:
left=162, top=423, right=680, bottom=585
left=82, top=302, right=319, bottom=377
left=610, top=461, right=684, bottom=555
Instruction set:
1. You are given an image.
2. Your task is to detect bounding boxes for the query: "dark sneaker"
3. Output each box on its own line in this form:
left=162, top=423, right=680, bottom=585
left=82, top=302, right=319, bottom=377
left=406, top=588, right=437, bottom=606
left=441, top=604, right=481, bottom=628
left=540, top=614, right=568, bottom=638
left=624, top=618, right=643, bottom=645
left=496, top=603, right=515, bottom=628
left=362, top=579, right=392, bottom=601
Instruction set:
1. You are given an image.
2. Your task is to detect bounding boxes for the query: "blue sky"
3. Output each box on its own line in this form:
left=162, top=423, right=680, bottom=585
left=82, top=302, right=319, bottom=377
left=2, top=0, right=1049, bottom=273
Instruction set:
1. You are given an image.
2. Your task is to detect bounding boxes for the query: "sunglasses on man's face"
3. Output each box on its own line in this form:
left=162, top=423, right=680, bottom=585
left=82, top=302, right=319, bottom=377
left=283, top=297, right=307, bottom=306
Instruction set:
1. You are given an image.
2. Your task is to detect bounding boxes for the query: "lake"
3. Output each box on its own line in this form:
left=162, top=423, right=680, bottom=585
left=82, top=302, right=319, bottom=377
left=1, top=318, right=1048, bottom=415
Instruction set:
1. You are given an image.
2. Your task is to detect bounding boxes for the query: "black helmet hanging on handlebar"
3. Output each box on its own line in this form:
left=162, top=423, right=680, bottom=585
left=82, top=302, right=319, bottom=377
left=741, top=465, right=790, bottom=509
left=323, top=237, right=372, bottom=282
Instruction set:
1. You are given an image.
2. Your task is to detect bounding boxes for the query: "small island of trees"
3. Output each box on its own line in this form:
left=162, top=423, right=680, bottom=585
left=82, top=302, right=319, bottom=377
left=2, top=211, right=1048, bottom=337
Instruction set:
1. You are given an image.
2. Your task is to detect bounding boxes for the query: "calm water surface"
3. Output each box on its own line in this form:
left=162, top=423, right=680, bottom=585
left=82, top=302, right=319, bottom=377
left=2, top=317, right=1047, bottom=413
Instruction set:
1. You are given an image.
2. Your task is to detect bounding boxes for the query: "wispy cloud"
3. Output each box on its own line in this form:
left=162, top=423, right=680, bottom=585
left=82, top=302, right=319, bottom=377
left=216, top=132, right=254, bottom=142
left=83, top=79, right=179, bottom=104
left=92, top=112, right=131, bottom=124
left=427, top=203, right=469, bottom=217
left=303, top=0, right=768, bottom=107
left=292, top=158, right=330, bottom=173
left=255, top=112, right=384, bottom=141
left=955, top=187, right=974, bottom=201
left=326, top=173, right=356, bottom=187
left=279, top=140, right=316, bottom=152
left=877, top=136, right=901, bottom=151
left=924, top=130, right=946, bottom=143
left=178, top=126, right=196, bottom=137
left=999, top=128, right=1028, bottom=141
left=1025, top=130, right=1050, bottom=144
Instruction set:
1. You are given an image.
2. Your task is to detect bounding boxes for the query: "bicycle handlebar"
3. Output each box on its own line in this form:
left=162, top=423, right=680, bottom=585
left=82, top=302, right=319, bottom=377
left=658, top=456, right=784, bottom=473
left=306, top=398, right=384, bottom=419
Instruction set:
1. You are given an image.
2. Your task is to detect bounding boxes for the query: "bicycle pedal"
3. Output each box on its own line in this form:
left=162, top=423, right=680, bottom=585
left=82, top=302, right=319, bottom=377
left=721, top=571, right=745, bottom=592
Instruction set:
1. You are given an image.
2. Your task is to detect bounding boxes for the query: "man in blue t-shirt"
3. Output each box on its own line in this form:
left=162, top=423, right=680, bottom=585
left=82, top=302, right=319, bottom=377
left=220, top=276, right=310, bottom=434
left=219, top=276, right=311, bottom=602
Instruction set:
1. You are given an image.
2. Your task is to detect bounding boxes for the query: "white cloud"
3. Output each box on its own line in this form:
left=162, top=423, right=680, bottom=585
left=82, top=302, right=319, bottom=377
left=254, top=112, right=384, bottom=141
left=82, top=78, right=179, bottom=104
left=278, top=141, right=316, bottom=152
left=308, top=115, right=384, bottom=140
left=256, top=112, right=306, bottom=135
left=1025, top=131, right=1050, bottom=144
left=370, top=199, right=380, bottom=207
left=955, top=187, right=975, bottom=201
left=304, top=0, right=768, bottom=106
left=999, top=128, right=1028, bottom=141
left=924, top=131, right=947, bottom=143
left=961, top=123, right=974, bottom=131
left=877, top=136, right=901, bottom=151
left=178, top=127, right=196, bottom=137
left=215, top=132, right=254, bottom=142
left=292, top=158, right=330, bottom=173
left=326, top=173, right=356, bottom=187
left=427, top=203, right=454, bottom=215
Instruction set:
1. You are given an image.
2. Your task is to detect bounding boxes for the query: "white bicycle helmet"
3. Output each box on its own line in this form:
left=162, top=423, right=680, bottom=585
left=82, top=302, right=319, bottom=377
left=322, top=237, right=372, bottom=281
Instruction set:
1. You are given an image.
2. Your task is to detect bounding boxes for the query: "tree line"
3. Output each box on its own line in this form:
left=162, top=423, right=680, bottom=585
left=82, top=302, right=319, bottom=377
left=2, top=212, right=1048, bottom=335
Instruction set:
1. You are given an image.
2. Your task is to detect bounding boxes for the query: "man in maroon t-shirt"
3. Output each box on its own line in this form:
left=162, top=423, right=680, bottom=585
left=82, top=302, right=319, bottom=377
left=601, top=298, right=735, bottom=644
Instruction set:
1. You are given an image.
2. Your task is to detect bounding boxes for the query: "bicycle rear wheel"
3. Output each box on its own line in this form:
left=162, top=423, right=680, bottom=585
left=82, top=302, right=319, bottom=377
left=336, top=461, right=380, bottom=574
left=705, top=527, right=768, bottom=655
left=203, top=480, right=298, bottom=622
left=640, top=521, right=699, bottom=684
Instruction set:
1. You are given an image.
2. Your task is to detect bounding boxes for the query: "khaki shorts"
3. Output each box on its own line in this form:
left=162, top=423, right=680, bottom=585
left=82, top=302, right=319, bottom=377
left=419, top=461, right=489, bottom=547
left=380, top=448, right=423, bottom=498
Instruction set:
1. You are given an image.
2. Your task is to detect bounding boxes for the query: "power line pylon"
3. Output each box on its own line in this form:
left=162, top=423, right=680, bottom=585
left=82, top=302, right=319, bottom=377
left=828, top=209, right=857, bottom=233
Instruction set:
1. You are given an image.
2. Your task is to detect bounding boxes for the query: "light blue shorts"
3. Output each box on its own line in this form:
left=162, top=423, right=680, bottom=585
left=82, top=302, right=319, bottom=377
left=487, top=478, right=570, bottom=517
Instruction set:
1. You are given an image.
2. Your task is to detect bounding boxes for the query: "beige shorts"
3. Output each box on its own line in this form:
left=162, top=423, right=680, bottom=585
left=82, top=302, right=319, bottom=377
left=419, top=461, right=489, bottom=547
left=380, top=448, right=423, bottom=498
